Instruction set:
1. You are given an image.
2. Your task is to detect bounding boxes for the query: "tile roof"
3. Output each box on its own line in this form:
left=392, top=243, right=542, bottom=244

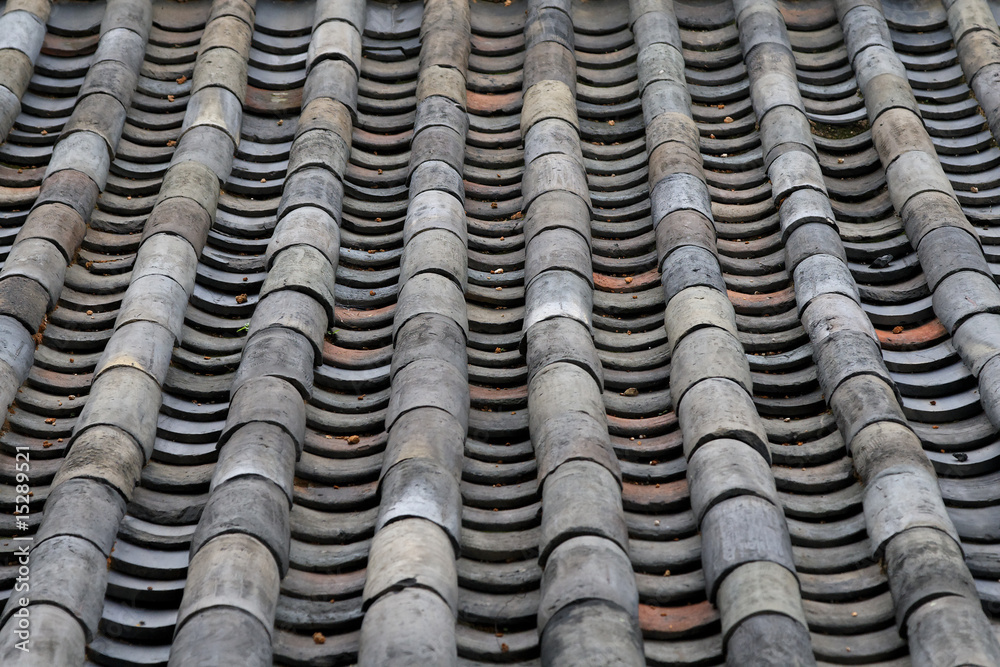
left=0, top=0, right=997, bottom=664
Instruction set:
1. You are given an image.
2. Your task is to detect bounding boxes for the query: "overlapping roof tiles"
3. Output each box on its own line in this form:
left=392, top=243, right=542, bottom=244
left=0, top=0, right=999, bottom=664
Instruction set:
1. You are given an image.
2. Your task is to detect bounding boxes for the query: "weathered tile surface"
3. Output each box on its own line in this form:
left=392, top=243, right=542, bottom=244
left=0, top=0, right=999, bottom=664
